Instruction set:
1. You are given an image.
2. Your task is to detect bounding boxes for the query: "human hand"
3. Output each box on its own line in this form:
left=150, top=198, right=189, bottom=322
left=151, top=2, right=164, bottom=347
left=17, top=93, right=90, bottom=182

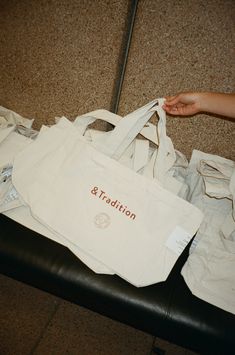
left=163, top=92, right=202, bottom=116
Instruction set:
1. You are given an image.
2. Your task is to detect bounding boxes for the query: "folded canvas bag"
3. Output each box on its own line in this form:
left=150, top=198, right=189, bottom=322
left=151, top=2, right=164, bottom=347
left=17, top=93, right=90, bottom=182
left=12, top=98, right=203, bottom=287
left=181, top=150, right=235, bottom=314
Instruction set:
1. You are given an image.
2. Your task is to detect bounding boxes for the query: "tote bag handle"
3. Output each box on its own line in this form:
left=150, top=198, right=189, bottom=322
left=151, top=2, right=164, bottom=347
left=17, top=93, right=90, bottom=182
left=73, top=99, right=176, bottom=183
left=98, top=98, right=176, bottom=182
left=143, top=103, right=176, bottom=182
left=73, top=109, right=159, bottom=146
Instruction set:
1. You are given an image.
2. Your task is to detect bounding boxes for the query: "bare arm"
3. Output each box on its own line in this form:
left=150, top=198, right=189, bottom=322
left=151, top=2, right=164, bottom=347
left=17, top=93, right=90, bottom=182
left=163, top=92, right=235, bottom=119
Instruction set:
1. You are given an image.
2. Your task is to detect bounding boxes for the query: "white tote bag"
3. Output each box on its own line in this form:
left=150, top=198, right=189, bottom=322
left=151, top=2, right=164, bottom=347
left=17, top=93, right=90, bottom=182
left=12, top=99, right=203, bottom=287
left=8, top=103, right=186, bottom=276
left=181, top=150, right=235, bottom=314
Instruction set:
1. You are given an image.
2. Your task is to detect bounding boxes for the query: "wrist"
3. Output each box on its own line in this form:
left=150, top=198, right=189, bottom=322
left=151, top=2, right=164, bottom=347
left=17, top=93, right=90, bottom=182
left=196, top=92, right=209, bottom=113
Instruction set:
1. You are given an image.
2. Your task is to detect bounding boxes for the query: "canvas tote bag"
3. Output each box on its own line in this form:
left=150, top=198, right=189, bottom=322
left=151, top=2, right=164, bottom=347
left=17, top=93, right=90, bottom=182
left=181, top=150, right=235, bottom=314
left=12, top=98, right=203, bottom=287
left=11, top=102, right=187, bottom=276
left=9, top=101, right=160, bottom=279
left=1, top=105, right=157, bottom=275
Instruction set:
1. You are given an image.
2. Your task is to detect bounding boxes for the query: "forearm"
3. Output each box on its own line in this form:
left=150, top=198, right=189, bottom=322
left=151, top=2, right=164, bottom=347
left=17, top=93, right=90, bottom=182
left=198, top=92, right=235, bottom=119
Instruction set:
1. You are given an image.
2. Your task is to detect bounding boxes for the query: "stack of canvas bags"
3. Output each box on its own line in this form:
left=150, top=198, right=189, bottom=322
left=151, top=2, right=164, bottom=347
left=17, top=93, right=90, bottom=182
left=3, top=99, right=203, bottom=287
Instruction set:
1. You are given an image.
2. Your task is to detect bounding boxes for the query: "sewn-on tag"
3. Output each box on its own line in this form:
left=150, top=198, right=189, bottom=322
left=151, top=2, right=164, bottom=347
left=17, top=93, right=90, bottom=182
left=165, top=226, right=192, bottom=255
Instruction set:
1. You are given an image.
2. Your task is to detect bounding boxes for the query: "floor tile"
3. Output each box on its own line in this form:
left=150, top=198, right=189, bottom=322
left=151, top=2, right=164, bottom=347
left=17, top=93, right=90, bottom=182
left=151, top=337, right=198, bottom=355
left=0, top=0, right=129, bottom=129
left=0, top=273, right=60, bottom=355
left=33, top=300, right=154, bottom=355
left=118, top=0, right=235, bottom=159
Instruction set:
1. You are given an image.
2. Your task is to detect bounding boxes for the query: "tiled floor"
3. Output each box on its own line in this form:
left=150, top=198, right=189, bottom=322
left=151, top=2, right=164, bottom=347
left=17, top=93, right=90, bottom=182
left=0, top=274, right=198, bottom=355
left=0, top=0, right=234, bottom=354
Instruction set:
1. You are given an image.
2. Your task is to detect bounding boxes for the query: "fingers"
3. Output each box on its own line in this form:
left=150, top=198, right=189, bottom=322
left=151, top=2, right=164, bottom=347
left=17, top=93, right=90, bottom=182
left=163, top=95, right=182, bottom=115
left=164, top=104, right=186, bottom=116
left=164, top=95, right=180, bottom=106
left=163, top=92, right=199, bottom=116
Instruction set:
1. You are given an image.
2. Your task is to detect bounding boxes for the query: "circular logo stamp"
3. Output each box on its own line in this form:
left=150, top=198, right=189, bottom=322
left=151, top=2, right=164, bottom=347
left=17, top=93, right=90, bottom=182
left=94, top=213, right=111, bottom=229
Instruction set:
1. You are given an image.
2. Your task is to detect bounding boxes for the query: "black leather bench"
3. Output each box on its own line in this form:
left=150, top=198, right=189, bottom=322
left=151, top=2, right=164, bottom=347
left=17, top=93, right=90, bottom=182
left=0, top=213, right=234, bottom=354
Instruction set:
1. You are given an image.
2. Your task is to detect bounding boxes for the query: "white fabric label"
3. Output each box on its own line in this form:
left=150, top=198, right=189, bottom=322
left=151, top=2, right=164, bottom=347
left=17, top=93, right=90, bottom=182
left=165, top=226, right=192, bottom=255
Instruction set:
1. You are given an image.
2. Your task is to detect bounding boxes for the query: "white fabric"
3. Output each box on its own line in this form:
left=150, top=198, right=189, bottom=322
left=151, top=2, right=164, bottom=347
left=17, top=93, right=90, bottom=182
left=182, top=226, right=235, bottom=314
left=0, top=131, right=32, bottom=167
left=0, top=106, right=33, bottom=128
left=0, top=166, right=22, bottom=213
left=12, top=98, right=203, bottom=287
left=185, top=150, right=235, bottom=251
left=181, top=150, right=235, bottom=314
left=74, top=101, right=187, bottom=195
left=0, top=126, right=15, bottom=144
left=0, top=124, right=33, bottom=213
